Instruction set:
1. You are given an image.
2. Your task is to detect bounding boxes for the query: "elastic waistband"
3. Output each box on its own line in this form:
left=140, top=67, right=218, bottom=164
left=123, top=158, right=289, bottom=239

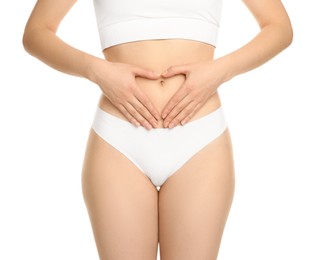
left=92, top=106, right=227, bottom=136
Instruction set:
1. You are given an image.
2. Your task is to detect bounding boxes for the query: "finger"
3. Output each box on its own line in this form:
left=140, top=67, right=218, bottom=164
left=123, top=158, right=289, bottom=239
left=163, top=95, right=193, bottom=128
left=134, top=86, right=162, bottom=121
left=167, top=102, right=200, bottom=129
left=161, top=64, right=190, bottom=78
left=179, top=102, right=204, bottom=127
left=117, top=104, right=141, bottom=127
left=123, top=102, right=154, bottom=130
left=132, top=66, right=160, bottom=80
left=161, top=83, right=190, bottom=119
left=128, top=97, right=158, bottom=128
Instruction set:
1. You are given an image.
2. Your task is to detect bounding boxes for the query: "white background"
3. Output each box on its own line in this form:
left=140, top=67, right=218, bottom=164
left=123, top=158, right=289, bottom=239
left=1, top=0, right=321, bottom=259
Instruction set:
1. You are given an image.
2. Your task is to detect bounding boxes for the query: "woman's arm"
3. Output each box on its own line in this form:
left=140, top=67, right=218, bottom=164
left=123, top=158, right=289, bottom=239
left=23, top=0, right=161, bottom=130
left=220, top=0, right=293, bottom=82
left=160, top=0, right=293, bottom=128
left=23, top=0, right=98, bottom=81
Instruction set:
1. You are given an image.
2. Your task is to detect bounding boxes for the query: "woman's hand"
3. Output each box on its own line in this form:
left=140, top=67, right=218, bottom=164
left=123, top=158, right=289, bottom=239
left=160, top=59, right=228, bottom=128
left=91, top=59, right=162, bottom=130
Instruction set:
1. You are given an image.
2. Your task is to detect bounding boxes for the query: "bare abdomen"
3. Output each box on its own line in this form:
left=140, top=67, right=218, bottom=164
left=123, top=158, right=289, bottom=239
left=98, top=39, right=222, bottom=128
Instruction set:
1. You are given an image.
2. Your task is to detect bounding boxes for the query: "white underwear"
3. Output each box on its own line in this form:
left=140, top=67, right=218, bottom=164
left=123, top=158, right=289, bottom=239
left=91, top=106, right=228, bottom=189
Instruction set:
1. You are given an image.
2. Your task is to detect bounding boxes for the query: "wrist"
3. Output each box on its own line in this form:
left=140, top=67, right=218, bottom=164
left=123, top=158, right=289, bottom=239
left=84, top=54, right=110, bottom=84
left=213, top=55, right=236, bottom=85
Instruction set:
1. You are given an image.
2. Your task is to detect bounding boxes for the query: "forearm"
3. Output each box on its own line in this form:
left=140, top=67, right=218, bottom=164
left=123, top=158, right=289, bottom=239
left=22, top=28, right=103, bottom=83
left=218, top=22, right=293, bottom=83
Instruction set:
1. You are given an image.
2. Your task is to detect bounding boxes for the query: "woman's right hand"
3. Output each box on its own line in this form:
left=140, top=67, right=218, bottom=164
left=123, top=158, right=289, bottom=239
left=90, top=59, right=161, bottom=130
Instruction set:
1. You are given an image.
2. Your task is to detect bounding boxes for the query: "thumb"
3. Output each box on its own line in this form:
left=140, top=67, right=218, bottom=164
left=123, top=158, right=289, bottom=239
left=132, top=66, right=161, bottom=79
left=161, top=64, right=190, bottom=78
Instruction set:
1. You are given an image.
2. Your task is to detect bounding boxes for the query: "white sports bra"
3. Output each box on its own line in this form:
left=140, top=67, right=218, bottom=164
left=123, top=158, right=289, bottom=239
left=93, top=0, right=223, bottom=50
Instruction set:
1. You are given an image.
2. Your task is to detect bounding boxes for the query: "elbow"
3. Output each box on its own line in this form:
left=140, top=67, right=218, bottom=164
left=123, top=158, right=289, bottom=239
left=283, top=22, right=293, bottom=49
left=22, top=26, right=43, bottom=56
left=261, top=19, right=293, bottom=51
left=269, top=21, right=293, bottom=52
left=22, top=28, right=34, bottom=55
left=22, top=26, right=56, bottom=57
left=280, top=16, right=294, bottom=50
left=22, top=34, right=30, bottom=54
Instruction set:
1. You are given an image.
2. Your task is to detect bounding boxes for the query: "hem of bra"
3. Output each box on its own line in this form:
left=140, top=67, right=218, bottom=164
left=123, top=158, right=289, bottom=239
left=97, top=17, right=219, bottom=50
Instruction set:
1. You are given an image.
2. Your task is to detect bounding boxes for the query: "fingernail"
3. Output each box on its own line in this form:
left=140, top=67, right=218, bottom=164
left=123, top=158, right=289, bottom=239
left=168, top=122, right=175, bottom=128
left=181, top=119, right=186, bottom=125
left=147, top=124, right=152, bottom=130
left=153, top=72, right=161, bottom=76
left=153, top=121, right=158, bottom=128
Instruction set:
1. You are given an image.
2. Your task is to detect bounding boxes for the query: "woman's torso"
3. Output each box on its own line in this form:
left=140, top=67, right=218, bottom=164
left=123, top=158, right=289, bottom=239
left=98, top=39, right=222, bottom=128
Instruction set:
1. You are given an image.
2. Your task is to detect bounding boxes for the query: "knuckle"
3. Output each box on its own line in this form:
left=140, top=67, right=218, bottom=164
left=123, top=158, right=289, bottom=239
left=127, top=108, right=136, bottom=118
left=194, top=102, right=202, bottom=111
left=140, top=97, right=149, bottom=106
left=140, top=107, right=148, bottom=116
left=139, top=119, right=148, bottom=125
left=118, top=105, right=126, bottom=112
left=184, top=83, right=193, bottom=91
left=126, top=83, right=136, bottom=92
left=114, top=97, right=122, bottom=104
left=186, top=104, right=195, bottom=114
left=145, top=99, right=153, bottom=107
left=141, top=94, right=151, bottom=103
left=140, top=98, right=147, bottom=106
left=146, top=115, right=155, bottom=122
left=167, top=115, right=174, bottom=122
left=135, top=105, right=143, bottom=113
left=177, top=103, right=185, bottom=111
left=122, top=109, right=134, bottom=122
left=170, top=109, right=179, bottom=117
left=169, top=99, right=177, bottom=106
left=127, top=91, right=136, bottom=100
left=120, top=88, right=130, bottom=99
left=132, top=110, right=140, bottom=118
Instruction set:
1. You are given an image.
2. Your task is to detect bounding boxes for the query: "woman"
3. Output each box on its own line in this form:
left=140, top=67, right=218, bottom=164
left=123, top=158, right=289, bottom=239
left=23, top=0, right=293, bottom=259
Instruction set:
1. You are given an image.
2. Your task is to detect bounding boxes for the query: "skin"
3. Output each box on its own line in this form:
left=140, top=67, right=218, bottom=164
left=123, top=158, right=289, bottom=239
left=23, top=0, right=292, bottom=259
left=22, top=0, right=293, bottom=130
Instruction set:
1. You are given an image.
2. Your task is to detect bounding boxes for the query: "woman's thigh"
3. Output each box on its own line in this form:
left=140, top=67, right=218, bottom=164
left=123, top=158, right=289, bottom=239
left=158, top=128, right=235, bottom=260
left=81, top=128, right=159, bottom=260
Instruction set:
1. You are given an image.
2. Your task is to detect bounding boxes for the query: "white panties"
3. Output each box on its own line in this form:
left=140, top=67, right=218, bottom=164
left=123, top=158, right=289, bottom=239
left=91, top=106, right=228, bottom=189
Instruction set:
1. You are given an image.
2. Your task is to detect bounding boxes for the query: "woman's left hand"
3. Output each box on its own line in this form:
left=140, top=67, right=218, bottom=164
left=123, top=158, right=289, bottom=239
left=161, top=59, right=226, bottom=128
